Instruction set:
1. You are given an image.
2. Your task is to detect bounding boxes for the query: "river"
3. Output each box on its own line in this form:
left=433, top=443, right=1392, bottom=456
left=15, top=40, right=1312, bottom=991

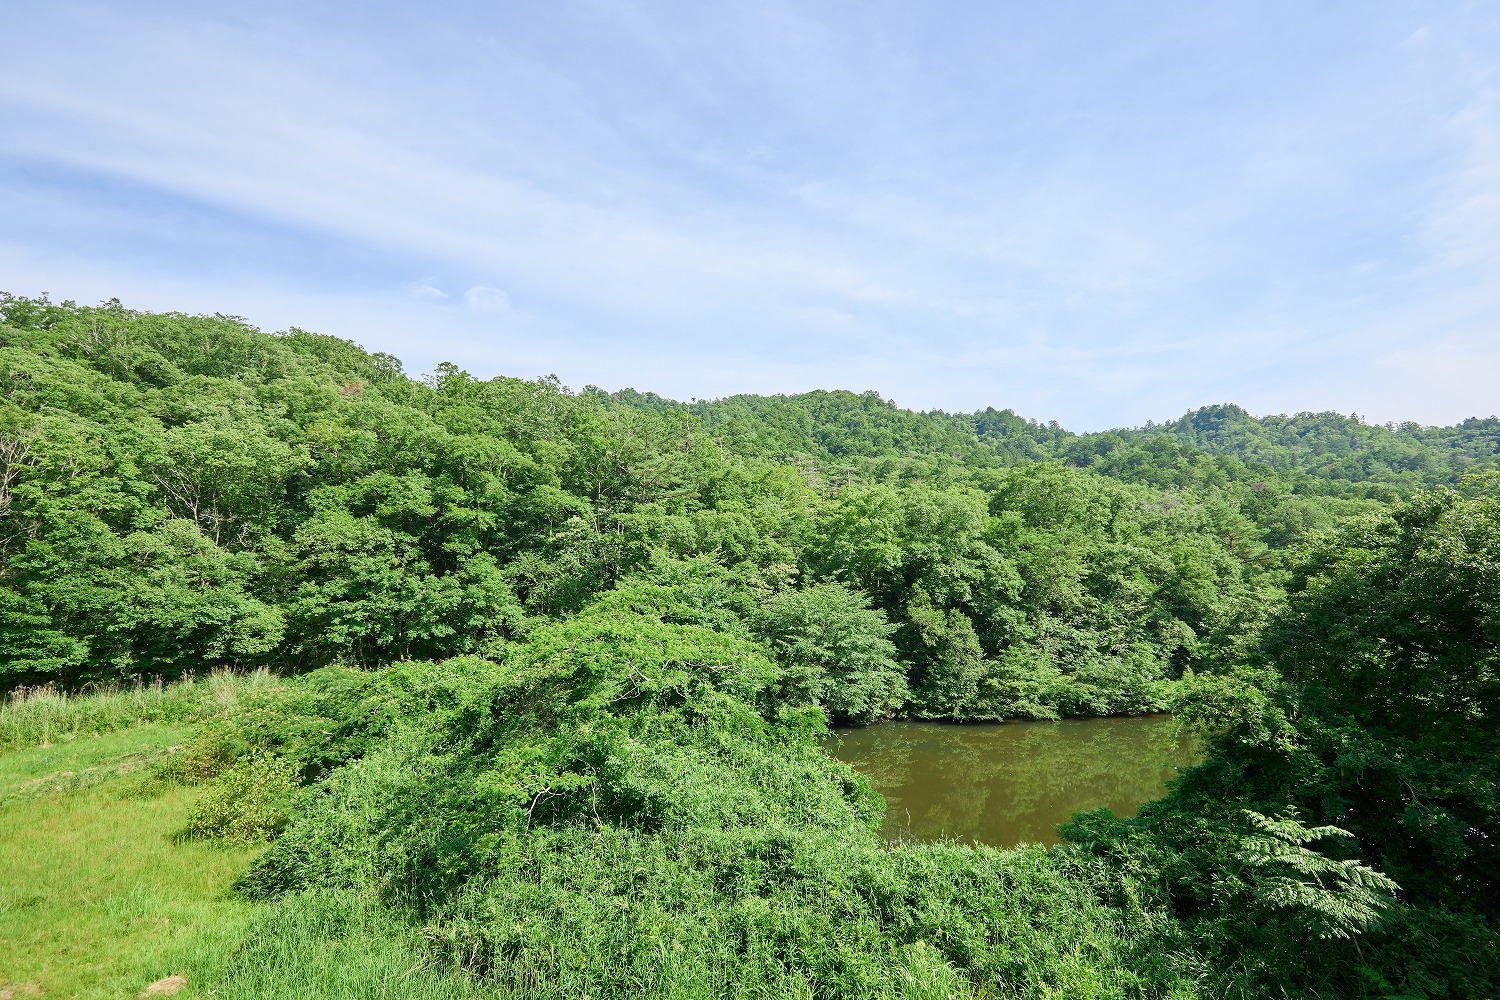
left=825, top=715, right=1196, bottom=847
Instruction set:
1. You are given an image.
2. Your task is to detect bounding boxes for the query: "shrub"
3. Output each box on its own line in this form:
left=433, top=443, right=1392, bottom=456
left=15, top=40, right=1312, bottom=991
left=183, top=752, right=299, bottom=843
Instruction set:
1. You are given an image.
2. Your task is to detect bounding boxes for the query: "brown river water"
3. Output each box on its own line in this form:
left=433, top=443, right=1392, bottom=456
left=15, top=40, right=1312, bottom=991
left=825, top=715, right=1196, bottom=847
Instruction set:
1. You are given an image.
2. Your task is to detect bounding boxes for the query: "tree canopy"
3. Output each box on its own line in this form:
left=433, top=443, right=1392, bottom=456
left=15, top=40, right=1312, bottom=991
left=4, top=295, right=1498, bottom=997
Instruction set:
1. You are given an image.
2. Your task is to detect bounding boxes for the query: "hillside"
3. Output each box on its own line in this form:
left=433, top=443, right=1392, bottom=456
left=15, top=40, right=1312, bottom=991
left=9, top=295, right=1494, bottom=704
left=1, top=295, right=1497, bottom=998
left=616, top=389, right=1500, bottom=498
left=0, top=296, right=1276, bottom=712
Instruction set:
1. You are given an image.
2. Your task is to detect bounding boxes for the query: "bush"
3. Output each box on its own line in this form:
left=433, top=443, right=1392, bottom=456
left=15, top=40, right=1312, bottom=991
left=223, top=597, right=1199, bottom=997
left=183, top=752, right=299, bottom=843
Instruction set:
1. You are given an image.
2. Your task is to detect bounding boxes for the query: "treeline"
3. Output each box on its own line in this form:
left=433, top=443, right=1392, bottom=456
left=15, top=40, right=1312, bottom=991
left=639, top=390, right=1499, bottom=498
left=1138, top=403, right=1500, bottom=487
left=0, top=296, right=1376, bottom=720
left=5, top=296, right=1475, bottom=719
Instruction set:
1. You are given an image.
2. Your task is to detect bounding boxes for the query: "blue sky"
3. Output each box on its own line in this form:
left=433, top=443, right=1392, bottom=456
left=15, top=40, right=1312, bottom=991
left=2, top=1, right=1497, bottom=430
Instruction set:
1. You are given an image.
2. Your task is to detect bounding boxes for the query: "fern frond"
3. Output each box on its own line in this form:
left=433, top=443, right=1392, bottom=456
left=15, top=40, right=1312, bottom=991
left=1238, top=808, right=1400, bottom=939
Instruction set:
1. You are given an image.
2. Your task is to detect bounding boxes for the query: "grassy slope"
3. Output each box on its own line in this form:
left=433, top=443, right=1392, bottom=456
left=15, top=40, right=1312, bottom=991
left=0, top=679, right=273, bottom=999
left=0, top=725, right=190, bottom=805
left=0, top=732, right=661, bottom=1000
left=0, top=675, right=527, bottom=1000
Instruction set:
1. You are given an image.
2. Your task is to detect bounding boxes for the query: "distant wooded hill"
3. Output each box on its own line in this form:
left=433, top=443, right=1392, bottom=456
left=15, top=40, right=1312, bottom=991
left=617, top=388, right=1500, bottom=497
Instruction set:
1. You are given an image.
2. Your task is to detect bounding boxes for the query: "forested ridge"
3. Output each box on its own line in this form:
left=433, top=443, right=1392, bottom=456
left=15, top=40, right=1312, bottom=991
left=12, top=294, right=1488, bottom=702
left=2, top=295, right=1497, bottom=997
left=631, top=391, right=1500, bottom=496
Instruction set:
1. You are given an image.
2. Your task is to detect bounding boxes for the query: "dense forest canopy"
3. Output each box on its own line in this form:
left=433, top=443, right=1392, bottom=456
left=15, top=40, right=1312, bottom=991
left=6, top=295, right=1493, bottom=701
left=639, top=390, right=1500, bottom=497
left=2, top=294, right=1497, bottom=997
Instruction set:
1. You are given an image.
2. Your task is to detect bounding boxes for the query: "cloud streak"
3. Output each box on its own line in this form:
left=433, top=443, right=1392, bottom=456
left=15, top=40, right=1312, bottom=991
left=1, top=0, right=1497, bottom=428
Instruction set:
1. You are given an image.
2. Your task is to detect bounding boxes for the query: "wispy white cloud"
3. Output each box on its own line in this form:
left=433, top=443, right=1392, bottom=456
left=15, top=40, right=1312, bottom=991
left=1, top=0, right=1498, bottom=428
left=410, top=281, right=449, bottom=301
left=463, top=285, right=511, bottom=312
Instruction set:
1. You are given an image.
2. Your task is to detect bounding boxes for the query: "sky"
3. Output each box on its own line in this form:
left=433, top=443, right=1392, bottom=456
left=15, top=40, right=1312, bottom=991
left=2, top=1, right=1498, bottom=431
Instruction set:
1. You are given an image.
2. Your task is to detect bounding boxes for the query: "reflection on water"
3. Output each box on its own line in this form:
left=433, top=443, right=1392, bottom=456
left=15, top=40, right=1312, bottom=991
left=825, top=716, right=1196, bottom=847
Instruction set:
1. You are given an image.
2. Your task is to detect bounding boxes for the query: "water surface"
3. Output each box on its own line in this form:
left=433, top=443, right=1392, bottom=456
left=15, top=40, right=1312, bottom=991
left=826, top=716, right=1195, bottom=847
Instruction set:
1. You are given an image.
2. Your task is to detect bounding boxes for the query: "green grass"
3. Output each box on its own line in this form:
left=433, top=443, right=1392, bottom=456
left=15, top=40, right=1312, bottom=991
left=0, top=672, right=490, bottom=1000
left=0, top=723, right=193, bottom=804
left=0, top=732, right=262, bottom=999
left=0, top=669, right=280, bottom=752
left=214, top=891, right=485, bottom=1000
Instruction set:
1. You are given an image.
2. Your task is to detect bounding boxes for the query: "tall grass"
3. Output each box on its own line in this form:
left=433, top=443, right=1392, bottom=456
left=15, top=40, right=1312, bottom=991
left=0, top=669, right=280, bottom=751
left=216, top=889, right=988, bottom=1000
left=216, top=891, right=486, bottom=1000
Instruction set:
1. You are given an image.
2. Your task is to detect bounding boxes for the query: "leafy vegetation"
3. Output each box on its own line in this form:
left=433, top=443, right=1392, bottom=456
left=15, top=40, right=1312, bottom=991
left=1235, top=809, right=1399, bottom=943
left=1065, top=483, right=1500, bottom=996
left=1, top=295, right=1497, bottom=997
left=1, top=295, right=1327, bottom=721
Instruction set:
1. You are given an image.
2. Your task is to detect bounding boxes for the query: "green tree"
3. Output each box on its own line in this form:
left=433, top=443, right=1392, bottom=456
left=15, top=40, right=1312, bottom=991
left=751, top=582, right=907, bottom=724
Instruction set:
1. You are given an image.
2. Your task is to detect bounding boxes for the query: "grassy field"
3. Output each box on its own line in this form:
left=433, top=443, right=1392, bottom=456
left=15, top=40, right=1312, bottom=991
left=0, top=678, right=271, bottom=1000
left=0, top=725, right=191, bottom=805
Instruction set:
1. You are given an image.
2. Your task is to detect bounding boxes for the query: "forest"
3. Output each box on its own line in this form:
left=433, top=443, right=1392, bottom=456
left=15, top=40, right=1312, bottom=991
left=1, top=295, right=1496, bottom=998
